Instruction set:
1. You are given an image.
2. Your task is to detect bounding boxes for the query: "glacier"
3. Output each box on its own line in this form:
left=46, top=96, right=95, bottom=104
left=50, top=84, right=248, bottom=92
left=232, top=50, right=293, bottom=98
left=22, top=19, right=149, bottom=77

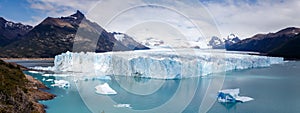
left=47, top=49, right=283, bottom=79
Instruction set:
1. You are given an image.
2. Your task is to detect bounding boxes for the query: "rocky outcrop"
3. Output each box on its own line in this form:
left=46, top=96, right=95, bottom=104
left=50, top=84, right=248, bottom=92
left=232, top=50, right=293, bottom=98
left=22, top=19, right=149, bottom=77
left=0, top=60, right=55, bottom=113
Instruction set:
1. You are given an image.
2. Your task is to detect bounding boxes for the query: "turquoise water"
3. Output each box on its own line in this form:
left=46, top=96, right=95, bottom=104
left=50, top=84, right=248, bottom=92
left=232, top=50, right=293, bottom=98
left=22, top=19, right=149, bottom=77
left=22, top=61, right=300, bottom=113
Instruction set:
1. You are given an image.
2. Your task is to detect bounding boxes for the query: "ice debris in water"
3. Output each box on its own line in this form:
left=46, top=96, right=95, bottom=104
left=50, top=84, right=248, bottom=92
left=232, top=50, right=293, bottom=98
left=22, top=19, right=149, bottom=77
left=113, top=104, right=132, bottom=109
left=95, top=83, right=117, bottom=95
left=217, top=88, right=254, bottom=103
left=51, top=80, right=70, bottom=88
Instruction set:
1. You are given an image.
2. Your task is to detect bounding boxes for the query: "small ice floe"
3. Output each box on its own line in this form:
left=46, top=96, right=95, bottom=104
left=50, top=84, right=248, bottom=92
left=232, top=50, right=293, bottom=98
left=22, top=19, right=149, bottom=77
left=95, top=83, right=117, bottom=95
left=94, top=76, right=111, bottom=80
left=31, top=66, right=54, bottom=71
left=217, top=88, right=253, bottom=103
left=28, top=70, right=43, bottom=74
left=113, top=104, right=132, bottom=109
left=42, top=74, right=70, bottom=77
left=45, top=79, right=54, bottom=82
left=51, top=80, right=70, bottom=88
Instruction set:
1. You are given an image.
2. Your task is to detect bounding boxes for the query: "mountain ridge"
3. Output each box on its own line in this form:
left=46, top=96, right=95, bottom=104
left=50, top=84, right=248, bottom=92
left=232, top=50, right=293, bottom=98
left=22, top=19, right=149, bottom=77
left=0, top=10, right=149, bottom=58
left=226, top=27, right=300, bottom=59
left=0, top=17, right=33, bottom=46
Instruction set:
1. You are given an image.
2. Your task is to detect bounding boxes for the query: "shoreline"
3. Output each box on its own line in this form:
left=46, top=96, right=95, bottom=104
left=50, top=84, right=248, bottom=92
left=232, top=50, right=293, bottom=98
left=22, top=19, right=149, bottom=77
left=25, top=75, right=56, bottom=113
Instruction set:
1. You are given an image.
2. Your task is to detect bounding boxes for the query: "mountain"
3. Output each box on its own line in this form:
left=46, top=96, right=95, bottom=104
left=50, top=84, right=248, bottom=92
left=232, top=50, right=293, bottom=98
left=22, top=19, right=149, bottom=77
left=112, top=32, right=150, bottom=50
left=0, top=10, right=148, bottom=58
left=140, top=37, right=165, bottom=48
left=208, top=36, right=224, bottom=49
left=224, top=34, right=241, bottom=48
left=0, top=17, right=33, bottom=46
left=226, top=27, right=300, bottom=53
left=208, top=34, right=241, bottom=49
left=268, top=34, right=300, bottom=59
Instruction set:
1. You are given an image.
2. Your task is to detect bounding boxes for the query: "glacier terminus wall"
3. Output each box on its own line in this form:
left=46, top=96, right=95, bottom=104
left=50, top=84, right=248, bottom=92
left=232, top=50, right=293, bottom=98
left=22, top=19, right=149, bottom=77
left=51, top=49, right=284, bottom=79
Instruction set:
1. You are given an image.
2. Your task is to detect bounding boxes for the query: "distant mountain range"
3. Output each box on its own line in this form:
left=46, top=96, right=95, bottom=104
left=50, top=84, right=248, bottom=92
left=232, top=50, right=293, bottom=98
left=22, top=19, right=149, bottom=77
left=0, top=10, right=148, bottom=58
left=226, top=27, right=300, bottom=59
left=0, top=17, right=32, bottom=46
left=208, top=34, right=241, bottom=49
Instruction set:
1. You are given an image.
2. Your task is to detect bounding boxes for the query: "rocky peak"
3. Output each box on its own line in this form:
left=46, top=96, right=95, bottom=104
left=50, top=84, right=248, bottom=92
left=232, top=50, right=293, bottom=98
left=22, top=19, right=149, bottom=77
left=70, top=10, right=85, bottom=20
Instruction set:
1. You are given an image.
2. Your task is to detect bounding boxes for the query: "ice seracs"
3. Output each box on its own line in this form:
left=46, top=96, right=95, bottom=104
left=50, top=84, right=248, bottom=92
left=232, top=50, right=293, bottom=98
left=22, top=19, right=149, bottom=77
left=217, top=88, right=254, bottom=103
left=95, top=83, right=117, bottom=95
left=51, top=49, right=284, bottom=79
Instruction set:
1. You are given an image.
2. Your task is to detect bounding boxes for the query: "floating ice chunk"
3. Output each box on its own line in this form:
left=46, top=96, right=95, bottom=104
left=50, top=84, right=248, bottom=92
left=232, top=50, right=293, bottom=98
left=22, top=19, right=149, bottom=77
left=28, top=70, right=43, bottom=74
left=217, top=88, right=253, bottom=103
left=94, top=76, right=111, bottom=80
left=51, top=80, right=70, bottom=88
left=113, top=104, right=132, bottom=108
left=95, top=83, right=117, bottom=95
left=42, top=74, right=70, bottom=77
left=45, top=79, right=54, bottom=82
left=31, top=66, right=54, bottom=71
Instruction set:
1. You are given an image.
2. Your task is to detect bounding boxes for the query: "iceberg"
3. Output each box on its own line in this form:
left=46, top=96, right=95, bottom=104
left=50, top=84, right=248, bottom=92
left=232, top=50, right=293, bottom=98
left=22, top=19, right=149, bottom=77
left=50, top=49, right=284, bottom=79
left=217, top=88, right=254, bottom=103
left=45, top=79, right=54, bottom=82
left=95, top=83, right=117, bottom=95
left=51, top=80, right=70, bottom=88
left=113, top=104, right=132, bottom=108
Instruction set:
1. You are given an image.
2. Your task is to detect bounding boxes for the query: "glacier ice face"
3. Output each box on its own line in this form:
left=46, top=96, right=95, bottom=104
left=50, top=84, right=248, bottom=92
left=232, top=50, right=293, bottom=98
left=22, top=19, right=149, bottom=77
left=51, top=49, right=284, bottom=79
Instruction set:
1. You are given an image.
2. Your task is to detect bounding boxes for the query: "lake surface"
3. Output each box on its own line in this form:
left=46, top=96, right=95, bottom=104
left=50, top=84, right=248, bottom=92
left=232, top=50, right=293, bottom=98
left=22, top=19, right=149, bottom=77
left=18, top=60, right=300, bottom=113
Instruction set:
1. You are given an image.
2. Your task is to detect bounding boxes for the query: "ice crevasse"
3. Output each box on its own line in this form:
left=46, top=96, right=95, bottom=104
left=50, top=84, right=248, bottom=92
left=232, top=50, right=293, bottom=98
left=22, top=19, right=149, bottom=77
left=50, top=49, right=284, bottom=79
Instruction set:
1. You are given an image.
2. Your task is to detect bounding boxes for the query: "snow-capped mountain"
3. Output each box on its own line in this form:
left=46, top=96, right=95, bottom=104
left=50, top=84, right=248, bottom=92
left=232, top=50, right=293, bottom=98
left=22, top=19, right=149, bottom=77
left=0, top=17, right=33, bottom=46
left=141, top=37, right=165, bottom=48
left=208, top=36, right=224, bottom=49
left=224, top=34, right=241, bottom=48
left=208, top=34, right=241, bottom=49
left=0, top=11, right=148, bottom=58
left=112, top=32, right=149, bottom=50
left=227, top=27, right=300, bottom=59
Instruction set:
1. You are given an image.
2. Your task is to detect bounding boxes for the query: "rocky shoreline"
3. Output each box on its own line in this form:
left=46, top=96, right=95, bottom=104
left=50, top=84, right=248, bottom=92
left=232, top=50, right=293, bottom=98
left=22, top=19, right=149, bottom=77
left=25, top=75, right=56, bottom=113
left=0, top=60, right=55, bottom=113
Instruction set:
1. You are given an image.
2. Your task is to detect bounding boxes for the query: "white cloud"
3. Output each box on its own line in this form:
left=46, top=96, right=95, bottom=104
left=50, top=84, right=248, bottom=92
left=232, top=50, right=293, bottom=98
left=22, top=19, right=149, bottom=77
left=27, top=0, right=99, bottom=23
left=204, top=0, right=300, bottom=38
left=26, top=0, right=300, bottom=40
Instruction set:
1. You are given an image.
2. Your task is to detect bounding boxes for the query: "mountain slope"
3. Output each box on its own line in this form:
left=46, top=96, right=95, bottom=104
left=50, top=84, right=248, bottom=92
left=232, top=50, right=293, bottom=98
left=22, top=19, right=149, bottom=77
left=0, top=11, right=148, bottom=58
left=0, top=17, right=32, bottom=46
left=268, top=34, right=300, bottom=59
left=226, top=27, right=300, bottom=53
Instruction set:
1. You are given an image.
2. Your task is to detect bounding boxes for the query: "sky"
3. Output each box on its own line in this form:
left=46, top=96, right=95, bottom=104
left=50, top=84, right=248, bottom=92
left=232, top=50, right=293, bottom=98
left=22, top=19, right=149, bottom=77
left=0, top=0, right=300, bottom=40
